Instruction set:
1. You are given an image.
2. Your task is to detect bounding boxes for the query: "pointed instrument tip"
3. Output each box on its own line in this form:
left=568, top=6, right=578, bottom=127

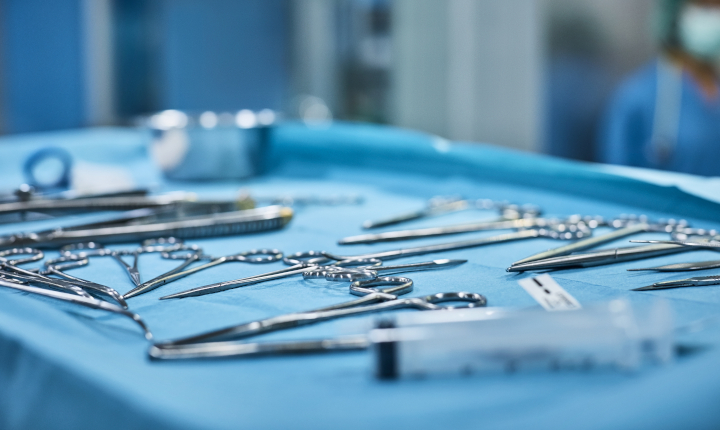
left=631, top=285, right=656, bottom=291
left=122, top=287, right=143, bottom=300
left=627, top=268, right=652, bottom=272
left=159, top=289, right=198, bottom=300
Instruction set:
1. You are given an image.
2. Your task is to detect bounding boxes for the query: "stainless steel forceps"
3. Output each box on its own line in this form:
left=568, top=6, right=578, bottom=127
left=0, top=248, right=95, bottom=300
left=0, top=278, right=152, bottom=339
left=162, top=226, right=583, bottom=300
left=149, top=276, right=487, bottom=360
left=123, top=245, right=284, bottom=299
left=508, top=217, right=688, bottom=268
left=157, top=252, right=385, bottom=300
left=302, top=259, right=467, bottom=283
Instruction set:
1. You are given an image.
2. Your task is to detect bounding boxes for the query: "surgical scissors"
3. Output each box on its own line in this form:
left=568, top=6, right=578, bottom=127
left=123, top=246, right=284, bottom=299
left=149, top=276, right=486, bottom=360
left=162, top=226, right=585, bottom=300
left=0, top=278, right=152, bottom=339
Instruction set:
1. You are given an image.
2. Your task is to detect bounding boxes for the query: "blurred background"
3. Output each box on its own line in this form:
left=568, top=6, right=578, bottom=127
left=0, top=0, right=658, bottom=161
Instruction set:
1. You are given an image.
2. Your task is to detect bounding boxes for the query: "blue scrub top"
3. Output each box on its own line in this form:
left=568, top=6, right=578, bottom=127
left=599, top=59, right=720, bottom=176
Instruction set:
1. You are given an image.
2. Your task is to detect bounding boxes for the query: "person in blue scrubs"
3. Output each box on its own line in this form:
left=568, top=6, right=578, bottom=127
left=599, top=0, right=720, bottom=175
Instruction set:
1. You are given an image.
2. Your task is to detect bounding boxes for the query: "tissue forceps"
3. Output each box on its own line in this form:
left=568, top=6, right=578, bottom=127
left=149, top=277, right=487, bottom=360
left=628, top=259, right=720, bottom=272
left=633, top=274, right=720, bottom=291
left=123, top=246, right=284, bottom=299
left=506, top=243, right=697, bottom=272
left=509, top=218, right=687, bottom=267
left=0, top=278, right=152, bottom=339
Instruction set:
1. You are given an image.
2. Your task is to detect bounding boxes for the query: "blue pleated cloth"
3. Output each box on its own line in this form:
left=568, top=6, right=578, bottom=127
left=1, top=122, right=719, bottom=430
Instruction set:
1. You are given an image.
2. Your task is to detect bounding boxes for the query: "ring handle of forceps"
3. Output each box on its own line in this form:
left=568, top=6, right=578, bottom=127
left=160, top=244, right=204, bottom=261
left=0, top=248, right=45, bottom=266
left=349, top=278, right=487, bottom=309
left=162, top=247, right=284, bottom=264
left=283, top=250, right=331, bottom=266
left=133, top=237, right=186, bottom=254
left=43, top=255, right=90, bottom=272
left=60, top=242, right=113, bottom=258
left=303, top=258, right=383, bottom=282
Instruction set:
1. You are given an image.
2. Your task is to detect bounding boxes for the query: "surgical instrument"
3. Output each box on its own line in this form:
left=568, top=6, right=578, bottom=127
left=0, top=278, right=152, bottom=339
left=163, top=226, right=582, bottom=300
left=0, top=192, right=196, bottom=216
left=123, top=246, right=284, bottom=299
left=506, top=243, right=694, bottom=272
left=39, top=255, right=129, bottom=308
left=158, top=254, right=387, bottom=300
left=236, top=190, right=364, bottom=209
left=60, top=242, right=145, bottom=287
left=0, top=247, right=128, bottom=308
left=0, top=248, right=94, bottom=299
left=341, top=216, right=588, bottom=245
left=149, top=277, right=486, bottom=359
left=628, top=260, right=720, bottom=272
left=629, top=239, right=720, bottom=248
left=510, top=218, right=687, bottom=267
left=362, top=197, right=540, bottom=230
left=633, top=274, right=720, bottom=291
left=0, top=205, right=293, bottom=248
left=302, top=259, right=467, bottom=283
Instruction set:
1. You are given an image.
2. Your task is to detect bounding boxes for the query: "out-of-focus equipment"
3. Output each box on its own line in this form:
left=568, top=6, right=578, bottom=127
left=361, top=197, right=541, bottom=230
left=146, top=109, right=276, bottom=181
